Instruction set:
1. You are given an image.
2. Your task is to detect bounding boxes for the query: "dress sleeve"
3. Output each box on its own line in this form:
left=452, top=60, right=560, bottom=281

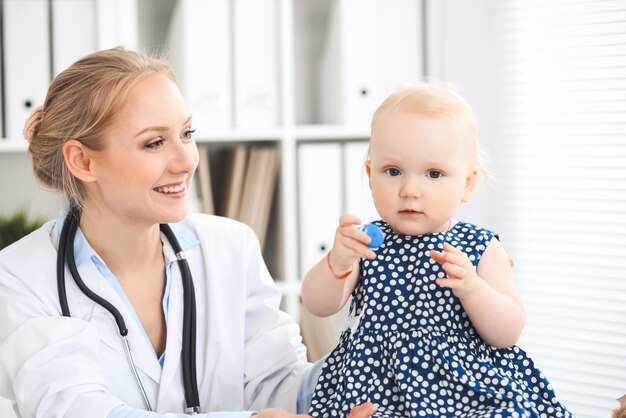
left=239, top=226, right=311, bottom=412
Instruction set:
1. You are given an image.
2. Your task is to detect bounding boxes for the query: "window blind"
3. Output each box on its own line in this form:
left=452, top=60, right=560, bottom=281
left=491, top=1, right=626, bottom=417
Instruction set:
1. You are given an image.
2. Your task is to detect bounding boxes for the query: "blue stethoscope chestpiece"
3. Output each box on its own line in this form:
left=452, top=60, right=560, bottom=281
left=360, top=223, right=384, bottom=249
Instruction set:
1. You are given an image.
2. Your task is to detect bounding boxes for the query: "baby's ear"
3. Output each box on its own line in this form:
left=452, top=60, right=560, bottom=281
left=461, top=168, right=478, bottom=202
left=365, top=160, right=372, bottom=188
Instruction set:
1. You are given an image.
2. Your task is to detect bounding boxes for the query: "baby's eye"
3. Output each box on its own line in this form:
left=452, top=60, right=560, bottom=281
left=384, top=168, right=401, bottom=177
left=146, top=138, right=165, bottom=149
left=182, top=128, right=196, bottom=140
left=427, top=170, right=442, bottom=179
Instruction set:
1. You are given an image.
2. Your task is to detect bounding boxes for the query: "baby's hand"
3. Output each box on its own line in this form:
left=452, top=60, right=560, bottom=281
left=430, top=243, right=480, bottom=299
left=328, top=214, right=378, bottom=275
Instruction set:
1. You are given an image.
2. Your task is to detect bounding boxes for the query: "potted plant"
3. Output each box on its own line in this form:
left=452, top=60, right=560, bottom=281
left=0, top=209, right=45, bottom=250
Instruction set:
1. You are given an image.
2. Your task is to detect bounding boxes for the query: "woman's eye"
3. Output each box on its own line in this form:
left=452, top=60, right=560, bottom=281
left=183, top=128, right=196, bottom=140
left=384, top=168, right=401, bottom=177
left=146, top=138, right=165, bottom=149
left=427, top=170, right=442, bottom=179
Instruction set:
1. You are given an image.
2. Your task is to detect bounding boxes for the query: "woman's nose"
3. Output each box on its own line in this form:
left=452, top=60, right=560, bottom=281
left=173, top=140, right=199, bottom=173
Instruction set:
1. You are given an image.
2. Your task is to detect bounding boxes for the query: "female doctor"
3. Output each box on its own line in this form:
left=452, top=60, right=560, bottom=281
left=0, top=47, right=375, bottom=418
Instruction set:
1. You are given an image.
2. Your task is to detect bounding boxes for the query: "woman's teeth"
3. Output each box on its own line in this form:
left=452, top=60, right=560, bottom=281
left=155, top=183, right=186, bottom=193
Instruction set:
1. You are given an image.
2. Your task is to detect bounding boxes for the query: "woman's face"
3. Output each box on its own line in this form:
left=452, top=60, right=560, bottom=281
left=85, top=73, right=199, bottom=226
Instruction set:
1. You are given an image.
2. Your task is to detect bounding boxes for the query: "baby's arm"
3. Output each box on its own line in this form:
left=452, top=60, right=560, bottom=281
left=301, top=214, right=377, bottom=317
left=430, top=240, right=526, bottom=348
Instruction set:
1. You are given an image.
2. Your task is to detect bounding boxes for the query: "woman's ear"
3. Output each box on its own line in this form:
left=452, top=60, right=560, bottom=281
left=62, top=139, right=96, bottom=183
left=461, top=168, right=478, bottom=202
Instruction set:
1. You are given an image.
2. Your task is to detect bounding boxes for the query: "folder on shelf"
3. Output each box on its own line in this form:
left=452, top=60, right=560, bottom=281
left=95, top=0, right=138, bottom=50
left=237, top=146, right=263, bottom=233
left=238, top=146, right=279, bottom=248
left=2, top=0, right=51, bottom=140
left=317, top=0, right=422, bottom=127
left=222, top=145, right=249, bottom=219
left=297, top=142, right=343, bottom=277
left=232, top=0, right=279, bottom=128
left=379, top=0, right=422, bottom=94
left=167, top=0, right=232, bottom=131
left=251, top=146, right=279, bottom=248
left=344, top=141, right=379, bottom=223
left=318, top=0, right=379, bottom=127
left=196, top=145, right=215, bottom=215
left=51, top=0, right=97, bottom=77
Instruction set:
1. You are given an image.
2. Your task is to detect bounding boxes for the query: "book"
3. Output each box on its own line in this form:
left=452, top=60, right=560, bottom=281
left=237, top=146, right=280, bottom=249
left=252, top=146, right=279, bottom=248
left=222, top=145, right=249, bottom=219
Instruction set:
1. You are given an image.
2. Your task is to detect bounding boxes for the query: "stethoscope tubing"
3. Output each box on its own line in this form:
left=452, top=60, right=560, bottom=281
left=57, top=207, right=200, bottom=413
left=160, top=223, right=200, bottom=413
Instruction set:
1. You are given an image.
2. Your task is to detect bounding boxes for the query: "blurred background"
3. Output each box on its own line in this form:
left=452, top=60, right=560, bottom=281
left=0, top=1, right=624, bottom=417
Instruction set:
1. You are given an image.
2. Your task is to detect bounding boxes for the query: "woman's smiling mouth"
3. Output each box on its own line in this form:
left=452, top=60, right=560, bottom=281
left=154, top=182, right=187, bottom=194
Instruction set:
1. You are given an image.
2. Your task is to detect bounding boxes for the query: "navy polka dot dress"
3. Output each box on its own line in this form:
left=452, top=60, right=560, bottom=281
left=309, top=221, right=573, bottom=418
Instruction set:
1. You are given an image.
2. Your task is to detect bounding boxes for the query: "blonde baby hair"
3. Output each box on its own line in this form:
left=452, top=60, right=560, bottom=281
left=370, top=82, right=489, bottom=180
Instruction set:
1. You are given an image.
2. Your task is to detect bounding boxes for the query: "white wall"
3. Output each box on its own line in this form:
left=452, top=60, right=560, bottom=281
left=426, top=0, right=500, bottom=232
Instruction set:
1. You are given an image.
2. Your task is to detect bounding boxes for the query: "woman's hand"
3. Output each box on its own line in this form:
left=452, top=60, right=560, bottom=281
left=327, top=214, right=377, bottom=277
left=430, top=243, right=481, bottom=299
left=347, top=402, right=377, bottom=417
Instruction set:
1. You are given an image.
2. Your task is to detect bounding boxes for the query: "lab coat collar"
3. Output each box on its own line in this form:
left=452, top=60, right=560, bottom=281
left=161, top=222, right=200, bottom=264
left=53, top=206, right=201, bottom=264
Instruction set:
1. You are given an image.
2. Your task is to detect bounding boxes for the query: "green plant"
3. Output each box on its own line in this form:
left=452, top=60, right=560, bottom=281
left=0, top=209, right=45, bottom=250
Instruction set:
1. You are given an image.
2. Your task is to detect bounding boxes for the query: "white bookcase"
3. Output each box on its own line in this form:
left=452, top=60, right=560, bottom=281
left=0, top=0, right=424, bottom=322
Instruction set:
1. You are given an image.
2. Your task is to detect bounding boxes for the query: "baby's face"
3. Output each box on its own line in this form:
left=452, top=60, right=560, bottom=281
left=366, top=111, right=477, bottom=236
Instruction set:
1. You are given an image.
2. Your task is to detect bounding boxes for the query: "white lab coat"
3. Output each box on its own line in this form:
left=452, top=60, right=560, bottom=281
left=0, top=213, right=310, bottom=418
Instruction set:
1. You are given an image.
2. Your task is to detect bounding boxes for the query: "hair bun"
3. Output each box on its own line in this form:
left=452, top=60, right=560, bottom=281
left=22, top=106, right=44, bottom=143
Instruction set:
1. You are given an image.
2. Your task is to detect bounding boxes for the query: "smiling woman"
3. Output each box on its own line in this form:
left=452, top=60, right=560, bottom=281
left=0, top=47, right=376, bottom=418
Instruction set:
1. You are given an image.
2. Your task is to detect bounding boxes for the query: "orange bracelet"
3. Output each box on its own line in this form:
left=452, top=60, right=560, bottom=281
left=326, top=251, right=353, bottom=280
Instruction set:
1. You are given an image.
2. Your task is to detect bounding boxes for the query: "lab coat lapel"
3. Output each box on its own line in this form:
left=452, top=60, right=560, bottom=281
left=157, top=258, right=185, bottom=410
left=74, top=261, right=163, bottom=384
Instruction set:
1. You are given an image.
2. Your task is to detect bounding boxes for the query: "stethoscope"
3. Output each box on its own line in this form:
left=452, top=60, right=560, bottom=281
left=56, top=206, right=201, bottom=414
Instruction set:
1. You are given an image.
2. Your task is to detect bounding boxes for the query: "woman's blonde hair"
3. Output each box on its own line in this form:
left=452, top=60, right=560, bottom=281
left=28, top=46, right=176, bottom=209
left=371, top=82, right=488, bottom=179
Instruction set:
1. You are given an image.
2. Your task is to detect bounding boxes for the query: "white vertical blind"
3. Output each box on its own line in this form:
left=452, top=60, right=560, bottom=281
left=491, top=1, right=626, bottom=417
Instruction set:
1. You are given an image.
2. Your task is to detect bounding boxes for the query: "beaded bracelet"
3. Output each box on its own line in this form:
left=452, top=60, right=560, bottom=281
left=326, top=251, right=353, bottom=280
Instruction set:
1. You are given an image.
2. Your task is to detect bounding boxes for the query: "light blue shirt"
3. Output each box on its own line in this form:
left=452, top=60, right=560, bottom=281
left=57, top=211, right=321, bottom=417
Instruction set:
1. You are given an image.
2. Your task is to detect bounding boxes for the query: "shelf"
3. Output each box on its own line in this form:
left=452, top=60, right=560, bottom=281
left=195, top=130, right=283, bottom=143
left=0, top=0, right=424, bottom=325
left=294, top=124, right=370, bottom=141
